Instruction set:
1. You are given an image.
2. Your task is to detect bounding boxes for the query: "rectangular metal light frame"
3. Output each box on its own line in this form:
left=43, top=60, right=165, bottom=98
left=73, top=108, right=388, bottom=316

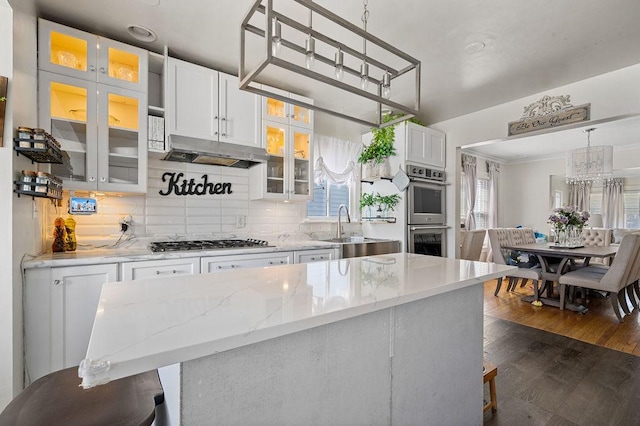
left=239, top=0, right=421, bottom=129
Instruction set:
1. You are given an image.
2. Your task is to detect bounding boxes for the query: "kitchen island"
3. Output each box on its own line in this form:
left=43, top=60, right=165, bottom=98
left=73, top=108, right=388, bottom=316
left=81, top=253, right=513, bottom=425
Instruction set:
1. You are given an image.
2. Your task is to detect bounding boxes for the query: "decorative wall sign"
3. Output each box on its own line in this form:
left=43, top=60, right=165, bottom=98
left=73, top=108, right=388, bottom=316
left=0, top=76, right=8, bottom=148
left=159, top=172, right=233, bottom=196
left=508, top=95, right=590, bottom=136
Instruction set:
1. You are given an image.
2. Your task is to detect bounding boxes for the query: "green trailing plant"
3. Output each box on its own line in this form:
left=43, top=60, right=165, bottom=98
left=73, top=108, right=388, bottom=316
left=377, top=193, right=402, bottom=212
left=359, top=192, right=377, bottom=211
left=358, top=112, right=424, bottom=164
left=0, top=97, right=6, bottom=102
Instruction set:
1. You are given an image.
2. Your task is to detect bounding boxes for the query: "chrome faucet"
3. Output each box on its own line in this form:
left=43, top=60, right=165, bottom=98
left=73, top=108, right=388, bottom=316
left=336, top=204, right=351, bottom=239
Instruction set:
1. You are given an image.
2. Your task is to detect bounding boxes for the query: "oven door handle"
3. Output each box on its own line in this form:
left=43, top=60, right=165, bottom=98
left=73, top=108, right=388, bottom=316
left=410, top=226, right=446, bottom=231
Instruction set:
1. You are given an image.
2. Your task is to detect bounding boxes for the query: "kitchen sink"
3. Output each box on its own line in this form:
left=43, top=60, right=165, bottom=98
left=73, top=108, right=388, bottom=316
left=320, top=237, right=401, bottom=258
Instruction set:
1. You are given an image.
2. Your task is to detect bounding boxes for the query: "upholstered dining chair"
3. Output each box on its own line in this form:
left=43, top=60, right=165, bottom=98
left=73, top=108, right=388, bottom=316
left=487, top=228, right=542, bottom=297
left=460, top=229, right=486, bottom=261
left=580, top=228, right=614, bottom=266
left=558, top=233, right=640, bottom=322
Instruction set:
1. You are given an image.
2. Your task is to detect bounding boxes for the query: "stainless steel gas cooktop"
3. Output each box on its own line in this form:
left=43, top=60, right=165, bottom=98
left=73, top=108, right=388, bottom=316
left=149, top=239, right=270, bottom=253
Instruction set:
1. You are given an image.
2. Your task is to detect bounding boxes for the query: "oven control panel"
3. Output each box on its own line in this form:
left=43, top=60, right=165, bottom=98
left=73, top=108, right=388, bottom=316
left=406, top=164, right=445, bottom=182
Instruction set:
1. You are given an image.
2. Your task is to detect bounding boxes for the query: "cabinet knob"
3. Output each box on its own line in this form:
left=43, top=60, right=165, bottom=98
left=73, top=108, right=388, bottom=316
left=89, top=176, right=96, bottom=182
left=99, top=67, right=106, bottom=74
left=221, top=117, right=226, bottom=121
left=88, top=65, right=96, bottom=72
left=100, top=177, right=106, bottom=182
left=214, top=131, right=218, bottom=136
left=221, top=133, right=226, bottom=137
left=53, top=279, right=61, bottom=286
left=214, top=116, right=218, bottom=120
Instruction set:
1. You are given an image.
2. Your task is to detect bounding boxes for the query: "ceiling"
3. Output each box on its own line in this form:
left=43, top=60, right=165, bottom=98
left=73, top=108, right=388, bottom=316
left=9, top=0, right=640, bottom=139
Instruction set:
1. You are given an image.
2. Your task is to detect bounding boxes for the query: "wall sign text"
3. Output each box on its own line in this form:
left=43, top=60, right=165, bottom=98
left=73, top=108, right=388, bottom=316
left=159, top=172, right=233, bottom=196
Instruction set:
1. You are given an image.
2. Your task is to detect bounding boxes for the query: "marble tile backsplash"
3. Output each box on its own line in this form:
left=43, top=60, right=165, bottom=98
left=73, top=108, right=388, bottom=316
left=43, top=157, right=310, bottom=245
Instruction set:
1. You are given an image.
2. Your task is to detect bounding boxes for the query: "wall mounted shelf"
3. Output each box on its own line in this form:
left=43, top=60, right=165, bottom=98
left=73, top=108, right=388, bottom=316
left=362, top=217, right=396, bottom=223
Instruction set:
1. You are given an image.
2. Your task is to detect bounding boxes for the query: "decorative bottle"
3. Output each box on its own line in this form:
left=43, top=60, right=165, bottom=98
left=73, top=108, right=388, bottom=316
left=64, top=215, right=77, bottom=251
left=52, top=217, right=66, bottom=253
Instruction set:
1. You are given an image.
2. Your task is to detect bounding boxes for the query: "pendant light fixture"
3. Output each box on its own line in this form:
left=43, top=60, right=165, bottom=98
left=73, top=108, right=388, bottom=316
left=566, top=128, right=613, bottom=184
left=239, top=0, right=421, bottom=129
left=359, top=0, right=369, bottom=90
left=304, top=9, right=315, bottom=69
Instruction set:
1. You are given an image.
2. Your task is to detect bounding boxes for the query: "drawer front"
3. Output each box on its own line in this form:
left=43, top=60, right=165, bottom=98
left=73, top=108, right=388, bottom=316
left=121, top=258, right=201, bottom=281
left=202, top=252, right=292, bottom=273
left=294, top=248, right=339, bottom=264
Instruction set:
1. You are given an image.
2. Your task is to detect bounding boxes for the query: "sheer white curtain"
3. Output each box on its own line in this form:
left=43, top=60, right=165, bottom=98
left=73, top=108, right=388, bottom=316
left=313, top=135, right=362, bottom=185
left=487, top=161, right=500, bottom=229
left=568, top=181, right=592, bottom=211
left=462, top=153, right=477, bottom=230
left=602, top=178, right=624, bottom=228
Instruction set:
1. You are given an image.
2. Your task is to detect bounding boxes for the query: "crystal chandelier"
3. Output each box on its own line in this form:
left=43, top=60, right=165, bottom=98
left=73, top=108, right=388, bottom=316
left=239, top=0, right=420, bottom=128
left=566, top=128, right=613, bottom=184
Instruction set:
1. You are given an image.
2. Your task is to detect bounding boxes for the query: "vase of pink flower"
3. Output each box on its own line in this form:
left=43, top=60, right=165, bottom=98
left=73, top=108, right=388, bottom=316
left=548, top=206, right=590, bottom=247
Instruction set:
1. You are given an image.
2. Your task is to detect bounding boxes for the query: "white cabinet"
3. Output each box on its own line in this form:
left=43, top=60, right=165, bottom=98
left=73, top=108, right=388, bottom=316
left=42, top=71, right=148, bottom=192
left=167, top=57, right=260, bottom=148
left=261, top=86, right=313, bottom=129
left=121, top=257, right=200, bottom=281
left=294, top=248, right=340, bottom=263
left=250, top=121, right=312, bottom=201
left=24, top=264, right=118, bottom=383
left=404, top=122, right=446, bottom=169
left=38, top=19, right=148, bottom=92
left=201, top=252, right=293, bottom=273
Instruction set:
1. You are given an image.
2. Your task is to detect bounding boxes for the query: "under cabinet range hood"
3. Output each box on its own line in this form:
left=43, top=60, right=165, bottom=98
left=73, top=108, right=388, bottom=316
left=163, top=135, right=269, bottom=168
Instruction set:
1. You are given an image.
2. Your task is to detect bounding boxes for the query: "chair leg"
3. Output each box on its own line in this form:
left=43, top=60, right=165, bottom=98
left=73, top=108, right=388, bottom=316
left=633, top=281, right=640, bottom=300
left=520, top=278, right=528, bottom=288
left=508, top=277, right=517, bottom=291
left=494, top=277, right=503, bottom=296
left=618, top=290, right=631, bottom=315
left=559, top=284, right=566, bottom=310
left=611, top=293, right=624, bottom=323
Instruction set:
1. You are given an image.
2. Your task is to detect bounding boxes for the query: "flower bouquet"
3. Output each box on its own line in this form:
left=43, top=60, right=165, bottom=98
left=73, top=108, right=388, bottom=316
left=547, top=206, right=590, bottom=247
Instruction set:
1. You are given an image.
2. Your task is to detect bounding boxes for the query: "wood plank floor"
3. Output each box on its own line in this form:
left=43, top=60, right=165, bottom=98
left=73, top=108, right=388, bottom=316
left=483, top=279, right=640, bottom=357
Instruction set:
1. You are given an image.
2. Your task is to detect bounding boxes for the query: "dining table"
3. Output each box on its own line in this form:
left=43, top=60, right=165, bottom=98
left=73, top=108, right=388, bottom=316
left=501, top=242, right=618, bottom=312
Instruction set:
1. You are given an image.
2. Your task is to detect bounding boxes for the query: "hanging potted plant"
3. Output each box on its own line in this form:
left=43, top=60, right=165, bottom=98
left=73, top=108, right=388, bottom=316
left=357, top=112, right=423, bottom=179
left=377, top=193, right=401, bottom=217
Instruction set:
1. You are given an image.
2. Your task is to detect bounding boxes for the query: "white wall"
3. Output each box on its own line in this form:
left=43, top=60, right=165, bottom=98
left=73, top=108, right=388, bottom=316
left=43, top=156, right=308, bottom=245
left=433, top=63, right=640, bottom=257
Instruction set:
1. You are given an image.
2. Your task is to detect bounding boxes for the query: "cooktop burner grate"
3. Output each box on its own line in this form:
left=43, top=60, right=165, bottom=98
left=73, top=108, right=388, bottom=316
left=150, top=239, right=270, bottom=252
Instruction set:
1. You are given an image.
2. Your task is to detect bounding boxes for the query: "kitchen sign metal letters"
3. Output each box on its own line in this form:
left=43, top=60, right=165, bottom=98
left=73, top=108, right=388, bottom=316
left=508, top=94, right=590, bottom=136
left=159, top=172, right=233, bottom=196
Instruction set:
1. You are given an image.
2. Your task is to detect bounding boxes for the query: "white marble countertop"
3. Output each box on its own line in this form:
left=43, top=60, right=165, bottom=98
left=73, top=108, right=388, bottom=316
left=79, top=253, right=515, bottom=388
left=22, top=239, right=340, bottom=269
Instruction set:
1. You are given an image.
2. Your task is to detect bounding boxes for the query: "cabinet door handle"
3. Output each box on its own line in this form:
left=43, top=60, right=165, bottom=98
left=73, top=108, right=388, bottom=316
left=99, top=67, right=106, bottom=74
left=100, top=177, right=106, bottom=183
left=88, top=65, right=96, bottom=72
left=214, top=116, right=218, bottom=120
left=214, top=131, right=219, bottom=136
left=89, top=176, right=96, bottom=182
left=53, top=279, right=61, bottom=286
left=221, top=117, right=226, bottom=121
left=221, top=133, right=226, bottom=137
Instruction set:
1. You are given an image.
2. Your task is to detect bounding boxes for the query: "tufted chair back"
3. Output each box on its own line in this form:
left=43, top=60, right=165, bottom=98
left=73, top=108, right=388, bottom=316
left=511, top=228, right=536, bottom=245
left=581, top=228, right=613, bottom=247
left=487, top=228, right=512, bottom=264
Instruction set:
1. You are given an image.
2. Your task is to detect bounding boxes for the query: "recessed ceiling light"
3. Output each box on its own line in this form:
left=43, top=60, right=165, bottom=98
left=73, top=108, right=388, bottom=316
left=126, top=24, right=157, bottom=42
left=464, top=41, right=486, bottom=55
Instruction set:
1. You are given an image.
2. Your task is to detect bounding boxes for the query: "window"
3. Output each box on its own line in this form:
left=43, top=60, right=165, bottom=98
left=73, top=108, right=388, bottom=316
left=588, top=190, right=640, bottom=228
left=460, top=177, right=489, bottom=229
left=307, top=180, right=351, bottom=217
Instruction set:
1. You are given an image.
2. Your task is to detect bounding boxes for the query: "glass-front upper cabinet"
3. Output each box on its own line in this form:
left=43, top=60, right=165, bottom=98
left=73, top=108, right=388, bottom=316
left=250, top=121, right=311, bottom=201
left=42, top=71, right=147, bottom=193
left=261, top=86, right=313, bottom=129
left=38, top=19, right=148, bottom=92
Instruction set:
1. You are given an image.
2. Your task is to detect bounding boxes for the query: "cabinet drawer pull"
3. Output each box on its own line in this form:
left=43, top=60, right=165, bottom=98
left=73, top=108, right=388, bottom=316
left=216, top=265, right=237, bottom=270
left=156, top=269, right=179, bottom=275
left=53, top=279, right=61, bottom=286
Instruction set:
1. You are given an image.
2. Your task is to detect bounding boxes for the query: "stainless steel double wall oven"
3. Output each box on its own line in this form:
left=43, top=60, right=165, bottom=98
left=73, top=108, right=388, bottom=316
left=406, top=163, right=447, bottom=256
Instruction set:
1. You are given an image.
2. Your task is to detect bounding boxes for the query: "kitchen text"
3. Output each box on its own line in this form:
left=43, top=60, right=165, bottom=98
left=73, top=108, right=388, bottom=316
left=159, top=172, right=233, bottom=196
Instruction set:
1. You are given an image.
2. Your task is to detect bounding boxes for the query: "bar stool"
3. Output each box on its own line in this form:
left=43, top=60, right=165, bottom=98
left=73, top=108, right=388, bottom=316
left=0, top=366, right=164, bottom=426
left=483, top=361, right=498, bottom=414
